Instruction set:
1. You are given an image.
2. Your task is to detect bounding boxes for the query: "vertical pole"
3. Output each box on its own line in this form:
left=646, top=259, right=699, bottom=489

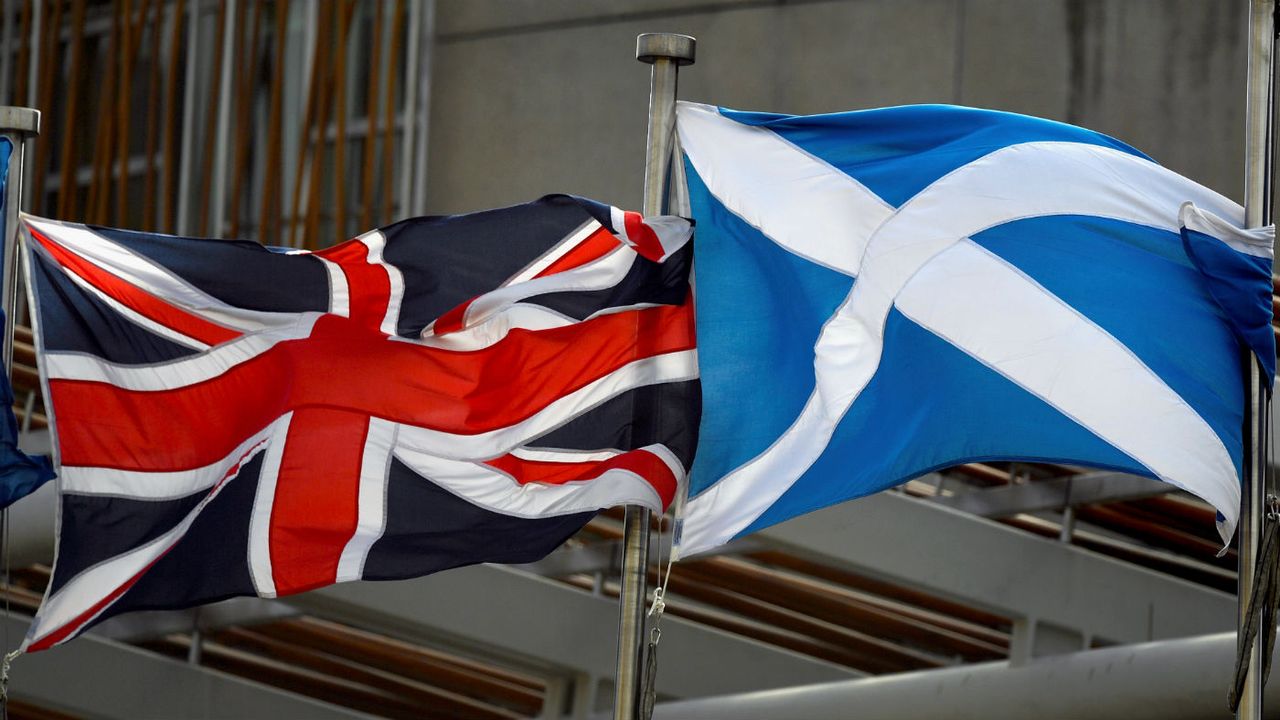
left=409, top=0, right=434, bottom=217
left=176, top=0, right=200, bottom=235
left=612, top=32, right=694, bottom=720
left=209, top=0, right=239, bottom=238
left=0, top=108, right=39, bottom=372
left=396, top=0, right=422, bottom=221
left=1240, top=3, right=1275, bottom=719
left=1, top=0, right=14, bottom=106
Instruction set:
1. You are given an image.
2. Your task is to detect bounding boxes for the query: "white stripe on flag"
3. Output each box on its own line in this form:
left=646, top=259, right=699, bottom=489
left=676, top=101, right=892, bottom=276
left=24, top=216, right=300, bottom=333
left=679, top=139, right=1247, bottom=555
left=418, top=301, right=664, bottom=352
left=897, top=239, right=1239, bottom=533
left=506, top=220, right=603, bottom=286
left=59, top=421, right=281, bottom=500
left=422, top=242, right=636, bottom=340
left=42, top=257, right=211, bottom=351
left=392, top=442, right=678, bottom=518
left=357, top=230, right=405, bottom=336
left=43, top=314, right=321, bottom=389
left=247, top=413, right=293, bottom=598
left=22, top=446, right=252, bottom=650
left=390, top=350, right=699, bottom=461
left=1180, top=202, right=1274, bottom=258
left=317, top=257, right=350, bottom=318
left=336, top=417, right=397, bottom=582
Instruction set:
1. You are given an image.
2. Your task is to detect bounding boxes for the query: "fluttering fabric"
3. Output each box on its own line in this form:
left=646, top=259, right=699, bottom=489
left=677, top=101, right=1272, bottom=556
left=21, top=195, right=698, bottom=651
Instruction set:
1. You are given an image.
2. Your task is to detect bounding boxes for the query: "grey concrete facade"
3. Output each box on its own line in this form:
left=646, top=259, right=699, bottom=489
left=426, top=1, right=1247, bottom=214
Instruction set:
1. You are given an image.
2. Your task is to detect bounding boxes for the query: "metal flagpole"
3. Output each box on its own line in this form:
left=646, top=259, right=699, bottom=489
left=0, top=107, right=38, bottom=670
left=1239, top=2, right=1276, bottom=719
left=613, top=32, right=694, bottom=720
left=0, top=107, right=38, bottom=370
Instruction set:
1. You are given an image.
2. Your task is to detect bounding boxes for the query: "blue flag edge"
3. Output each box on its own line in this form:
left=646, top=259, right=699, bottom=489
left=0, top=140, right=55, bottom=509
left=1179, top=202, right=1276, bottom=387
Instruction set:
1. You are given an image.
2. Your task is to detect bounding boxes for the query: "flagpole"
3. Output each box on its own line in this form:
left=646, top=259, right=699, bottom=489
left=613, top=32, right=694, bottom=720
left=0, top=108, right=39, bottom=372
left=1239, top=2, right=1275, bottom=719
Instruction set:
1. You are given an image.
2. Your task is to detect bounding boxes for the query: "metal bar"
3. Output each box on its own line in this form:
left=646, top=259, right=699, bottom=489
left=1240, top=2, right=1276, bottom=719
left=288, top=0, right=325, bottom=248
left=288, top=565, right=857, bottom=700
left=396, top=0, right=421, bottom=221
left=612, top=32, right=695, bottom=720
left=176, top=0, right=200, bottom=235
left=159, top=0, right=184, bottom=233
left=931, top=472, right=1173, bottom=518
left=1, top=0, right=13, bottom=105
left=645, top=631, right=1280, bottom=720
left=0, top=107, right=38, bottom=375
left=1, top=615, right=376, bottom=720
left=759, top=491, right=1233, bottom=645
left=333, top=0, right=351, bottom=242
left=21, top=0, right=39, bottom=210
left=24, top=0, right=39, bottom=109
left=409, top=0, right=435, bottom=216
left=358, top=0, right=382, bottom=232
left=379, top=0, right=405, bottom=224
left=208, top=0, right=238, bottom=238
left=56, top=0, right=85, bottom=220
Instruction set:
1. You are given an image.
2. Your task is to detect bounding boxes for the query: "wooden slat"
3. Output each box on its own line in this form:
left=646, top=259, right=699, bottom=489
left=251, top=617, right=545, bottom=712
left=159, top=0, right=184, bottom=232
left=379, top=0, right=406, bottom=224
left=210, top=628, right=525, bottom=720
left=56, top=0, right=87, bottom=220
left=259, top=0, right=290, bottom=244
left=359, top=0, right=383, bottom=232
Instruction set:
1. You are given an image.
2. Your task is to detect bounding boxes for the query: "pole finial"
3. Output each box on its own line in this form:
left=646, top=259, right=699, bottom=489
left=636, top=33, right=696, bottom=66
left=0, top=108, right=39, bottom=137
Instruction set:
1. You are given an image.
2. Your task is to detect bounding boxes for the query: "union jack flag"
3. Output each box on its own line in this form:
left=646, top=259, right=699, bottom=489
left=19, top=195, right=699, bottom=651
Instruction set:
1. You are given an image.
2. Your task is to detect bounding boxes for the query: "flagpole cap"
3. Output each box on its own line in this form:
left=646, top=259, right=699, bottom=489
left=0, top=107, right=40, bottom=136
left=636, top=33, right=696, bottom=66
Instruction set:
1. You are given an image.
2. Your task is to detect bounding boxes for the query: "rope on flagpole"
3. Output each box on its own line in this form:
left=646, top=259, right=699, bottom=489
left=613, top=33, right=694, bottom=720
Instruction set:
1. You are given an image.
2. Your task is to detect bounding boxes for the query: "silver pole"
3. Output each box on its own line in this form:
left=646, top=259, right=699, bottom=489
left=612, top=32, right=693, bottom=720
left=0, top=107, right=38, bottom=373
left=397, top=0, right=422, bottom=221
left=1240, top=2, right=1275, bottom=719
left=176, top=0, right=202, bottom=235
left=409, top=0, right=434, bottom=217
left=209, top=0, right=238, bottom=238
left=1, top=0, right=14, bottom=106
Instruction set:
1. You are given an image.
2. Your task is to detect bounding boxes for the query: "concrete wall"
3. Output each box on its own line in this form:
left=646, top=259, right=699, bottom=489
left=425, top=0, right=1247, bottom=214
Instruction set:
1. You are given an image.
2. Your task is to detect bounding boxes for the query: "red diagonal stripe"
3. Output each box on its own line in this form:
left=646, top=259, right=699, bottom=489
left=30, top=227, right=243, bottom=347
left=623, top=211, right=665, bottom=261
left=433, top=226, right=622, bottom=337
left=51, top=298, right=695, bottom=472
left=431, top=300, right=471, bottom=336
left=533, top=226, right=623, bottom=278
left=315, top=237, right=391, bottom=331
left=485, top=448, right=679, bottom=509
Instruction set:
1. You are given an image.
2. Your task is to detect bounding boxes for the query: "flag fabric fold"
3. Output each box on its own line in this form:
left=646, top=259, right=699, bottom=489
left=20, top=194, right=698, bottom=651
left=0, top=308, right=54, bottom=509
left=676, top=101, right=1272, bottom=557
left=0, top=138, right=55, bottom=510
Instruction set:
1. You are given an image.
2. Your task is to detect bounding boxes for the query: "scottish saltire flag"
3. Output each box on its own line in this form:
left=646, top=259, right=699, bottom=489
left=19, top=195, right=698, bottom=651
left=0, top=138, right=54, bottom=509
left=676, top=101, right=1274, bottom=556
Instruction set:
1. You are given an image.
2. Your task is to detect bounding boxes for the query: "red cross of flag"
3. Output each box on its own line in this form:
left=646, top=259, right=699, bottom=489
left=19, top=195, right=699, bottom=651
